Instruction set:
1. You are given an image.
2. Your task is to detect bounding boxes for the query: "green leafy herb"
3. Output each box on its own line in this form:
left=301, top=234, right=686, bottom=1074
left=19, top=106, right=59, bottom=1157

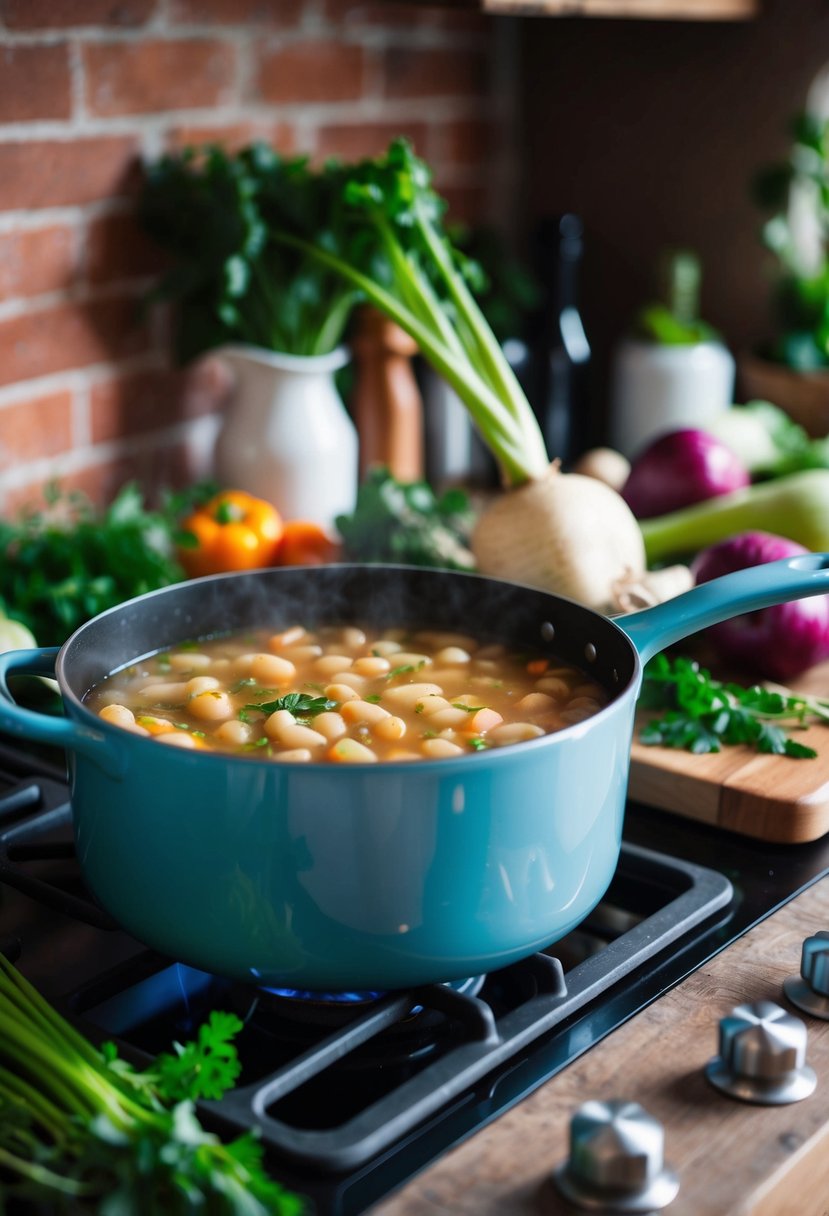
left=0, top=953, right=305, bottom=1214
left=388, top=660, right=426, bottom=678
left=451, top=702, right=487, bottom=713
left=139, top=143, right=360, bottom=360
left=639, top=654, right=825, bottom=757
left=153, top=1010, right=244, bottom=1103
left=246, top=692, right=337, bottom=717
left=0, top=483, right=186, bottom=647
left=336, top=467, right=476, bottom=572
left=365, top=694, right=383, bottom=704
left=230, top=677, right=259, bottom=694
left=468, top=737, right=489, bottom=751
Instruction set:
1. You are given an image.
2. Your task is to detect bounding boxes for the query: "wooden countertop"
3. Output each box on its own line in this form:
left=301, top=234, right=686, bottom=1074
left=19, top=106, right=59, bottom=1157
left=371, top=875, right=829, bottom=1216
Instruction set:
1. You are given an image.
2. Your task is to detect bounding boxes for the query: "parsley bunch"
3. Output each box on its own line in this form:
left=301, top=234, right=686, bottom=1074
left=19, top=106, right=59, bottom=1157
left=639, top=655, right=829, bottom=758
left=0, top=953, right=304, bottom=1214
left=0, top=483, right=187, bottom=647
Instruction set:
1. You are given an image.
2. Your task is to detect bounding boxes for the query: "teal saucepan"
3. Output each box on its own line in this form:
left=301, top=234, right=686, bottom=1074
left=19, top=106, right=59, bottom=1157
left=0, top=558, right=826, bottom=991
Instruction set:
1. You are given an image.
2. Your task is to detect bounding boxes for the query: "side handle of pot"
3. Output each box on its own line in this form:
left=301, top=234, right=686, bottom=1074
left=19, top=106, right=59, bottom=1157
left=0, top=648, right=124, bottom=776
left=618, top=553, right=829, bottom=665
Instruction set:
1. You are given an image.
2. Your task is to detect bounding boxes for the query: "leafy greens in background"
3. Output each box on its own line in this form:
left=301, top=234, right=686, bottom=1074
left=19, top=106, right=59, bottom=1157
left=0, top=483, right=189, bottom=647
left=139, top=143, right=361, bottom=361
left=752, top=111, right=829, bottom=370
left=336, top=466, right=476, bottom=570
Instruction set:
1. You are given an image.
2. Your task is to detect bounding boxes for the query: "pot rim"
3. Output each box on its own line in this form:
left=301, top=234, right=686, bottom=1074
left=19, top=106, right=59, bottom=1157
left=56, top=564, right=644, bottom=772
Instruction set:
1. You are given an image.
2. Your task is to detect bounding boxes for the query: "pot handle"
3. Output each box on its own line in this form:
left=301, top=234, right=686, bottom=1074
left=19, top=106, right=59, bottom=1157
left=0, top=648, right=124, bottom=776
left=618, top=553, right=829, bottom=666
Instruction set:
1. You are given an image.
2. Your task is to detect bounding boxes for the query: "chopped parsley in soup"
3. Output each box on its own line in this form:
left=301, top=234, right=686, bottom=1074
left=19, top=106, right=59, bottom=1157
left=84, top=625, right=609, bottom=762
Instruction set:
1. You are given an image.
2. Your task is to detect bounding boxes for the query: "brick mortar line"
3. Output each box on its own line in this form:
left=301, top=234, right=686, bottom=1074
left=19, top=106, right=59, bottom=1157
left=0, top=278, right=155, bottom=322
left=0, top=25, right=489, bottom=48
left=0, top=351, right=169, bottom=409
left=0, top=200, right=135, bottom=231
left=0, top=96, right=492, bottom=141
left=0, top=417, right=208, bottom=495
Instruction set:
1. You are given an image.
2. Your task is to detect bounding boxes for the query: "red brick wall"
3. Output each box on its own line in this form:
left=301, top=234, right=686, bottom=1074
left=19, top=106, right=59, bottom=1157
left=0, top=1, right=507, bottom=512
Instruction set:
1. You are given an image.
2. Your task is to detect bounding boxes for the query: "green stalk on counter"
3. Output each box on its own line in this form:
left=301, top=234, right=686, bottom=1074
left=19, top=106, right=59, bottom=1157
left=640, top=468, right=829, bottom=563
left=0, top=953, right=305, bottom=1215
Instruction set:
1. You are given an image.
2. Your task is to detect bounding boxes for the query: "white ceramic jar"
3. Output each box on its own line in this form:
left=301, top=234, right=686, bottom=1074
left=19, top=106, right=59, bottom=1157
left=212, top=345, right=358, bottom=531
left=609, top=339, right=736, bottom=459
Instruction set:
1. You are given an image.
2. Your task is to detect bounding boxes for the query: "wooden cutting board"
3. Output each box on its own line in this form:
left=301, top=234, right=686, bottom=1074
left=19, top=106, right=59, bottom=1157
left=628, top=656, right=829, bottom=843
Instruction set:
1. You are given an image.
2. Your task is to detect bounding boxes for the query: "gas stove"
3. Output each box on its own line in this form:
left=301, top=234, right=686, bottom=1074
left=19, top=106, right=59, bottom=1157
left=2, top=736, right=829, bottom=1215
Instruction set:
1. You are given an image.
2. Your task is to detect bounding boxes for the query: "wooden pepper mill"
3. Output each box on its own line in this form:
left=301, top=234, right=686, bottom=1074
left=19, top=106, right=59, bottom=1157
left=350, top=305, right=424, bottom=481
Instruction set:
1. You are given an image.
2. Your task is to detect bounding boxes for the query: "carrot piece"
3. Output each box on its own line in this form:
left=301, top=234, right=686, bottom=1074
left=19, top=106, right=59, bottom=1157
left=278, top=520, right=342, bottom=566
left=526, top=658, right=549, bottom=675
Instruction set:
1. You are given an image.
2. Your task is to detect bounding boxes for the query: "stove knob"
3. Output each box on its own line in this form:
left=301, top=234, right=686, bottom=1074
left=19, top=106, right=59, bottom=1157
left=783, top=931, right=829, bottom=1020
left=553, top=1099, right=679, bottom=1212
left=705, top=1000, right=817, bottom=1104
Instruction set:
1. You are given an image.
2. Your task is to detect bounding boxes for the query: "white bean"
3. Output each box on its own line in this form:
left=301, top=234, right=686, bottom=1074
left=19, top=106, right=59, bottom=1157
left=188, top=690, right=235, bottom=722
left=514, top=692, right=556, bottom=714
left=264, top=712, right=326, bottom=749
left=434, top=647, right=471, bottom=665
left=369, top=640, right=403, bottom=656
left=329, top=738, right=378, bottom=763
left=535, top=676, right=571, bottom=697
left=487, top=722, right=545, bottom=745
left=99, top=703, right=136, bottom=728
left=333, top=671, right=368, bottom=691
left=324, top=682, right=360, bottom=703
left=390, top=652, right=432, bottom=669
left=251, top=653, right=296, bottom=685
left=383, top=682, right=444, bottom=708
left=136, top=681, right=188, bottom=705
left=313, top=654, right=353, bottom=678
left=421, top=737, right=464, bottom=758
left=374, top=716, right=407, bottom=741
left=158, top=732, right=199, bottom=749
left=352, top=656, right=391, bottom=677
left=273, top=748, right=312, bottom=763
left=281, top=644, right=323, bottom=662
left=185, top=675, right=221, bottom=697
left=268, top=626, right=306, bottom=650
left=214, top=719, right=254, bottom=746
left=341, top=699, right=391, bottom=725
left=421, top=706, right=471, bottom=730
left=313, top=711, right=347, bottom=741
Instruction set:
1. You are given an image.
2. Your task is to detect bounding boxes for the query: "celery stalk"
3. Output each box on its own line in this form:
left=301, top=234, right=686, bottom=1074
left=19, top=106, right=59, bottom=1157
left=640, top=469, right=829, bottom=562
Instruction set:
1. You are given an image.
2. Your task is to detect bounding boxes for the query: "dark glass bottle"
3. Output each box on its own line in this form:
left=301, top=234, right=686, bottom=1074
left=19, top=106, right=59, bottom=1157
left=532, top=214, right=592, bottom=465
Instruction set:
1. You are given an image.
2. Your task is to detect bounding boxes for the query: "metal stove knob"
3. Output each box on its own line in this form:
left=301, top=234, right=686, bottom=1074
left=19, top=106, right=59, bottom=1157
left=553, top=1099, right=679, bottom=1212
left=783, top=931, right=829, bottom=1020
left=705, top=1000, right=817, bottom=1104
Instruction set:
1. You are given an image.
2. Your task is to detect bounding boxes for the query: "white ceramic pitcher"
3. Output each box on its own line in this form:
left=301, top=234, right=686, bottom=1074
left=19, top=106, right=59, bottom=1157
left=212, top=345, right=358, bottom=530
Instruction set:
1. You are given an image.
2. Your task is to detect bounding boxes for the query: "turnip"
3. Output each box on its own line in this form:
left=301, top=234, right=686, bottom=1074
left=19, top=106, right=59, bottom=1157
left=273, top=139, right=647, bottom=610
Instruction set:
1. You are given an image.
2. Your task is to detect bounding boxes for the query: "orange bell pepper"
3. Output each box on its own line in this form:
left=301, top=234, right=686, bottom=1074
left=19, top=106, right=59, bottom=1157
left=178, top=490, right=284, bottom=577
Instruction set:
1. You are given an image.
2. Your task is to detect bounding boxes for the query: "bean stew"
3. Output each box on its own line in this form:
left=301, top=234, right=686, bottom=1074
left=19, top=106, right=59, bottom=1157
left=84, top=624, right=610, bottom=763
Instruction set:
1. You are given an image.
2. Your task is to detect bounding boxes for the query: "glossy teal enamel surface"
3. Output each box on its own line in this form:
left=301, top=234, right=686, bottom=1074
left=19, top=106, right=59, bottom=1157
left=0, top=556, right=826, bottom=990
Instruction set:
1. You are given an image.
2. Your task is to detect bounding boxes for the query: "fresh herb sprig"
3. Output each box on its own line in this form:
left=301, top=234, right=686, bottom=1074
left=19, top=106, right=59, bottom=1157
left=336, top=467, right=475, bottom=571
left=0, top=953, right=304, bottom=1214
left=639, top=654, right=827, bottom=758
left=0, top=483, right=187, bottom=647
left=245, top=692, right=337, bottom=718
